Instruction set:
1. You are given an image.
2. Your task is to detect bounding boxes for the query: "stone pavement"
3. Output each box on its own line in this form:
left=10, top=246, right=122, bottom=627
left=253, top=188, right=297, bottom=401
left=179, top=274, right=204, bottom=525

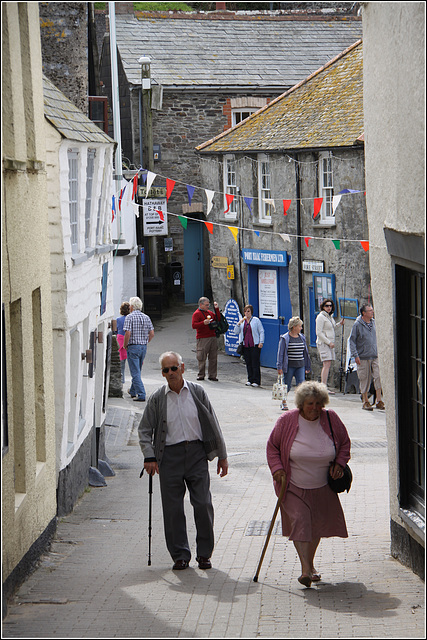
left=2, top=305, right=425, bottom=639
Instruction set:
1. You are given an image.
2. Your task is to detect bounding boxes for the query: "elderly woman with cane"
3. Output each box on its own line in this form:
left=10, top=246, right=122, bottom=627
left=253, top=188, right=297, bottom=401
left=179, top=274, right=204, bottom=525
left=266, top=381, right=351, bottom=588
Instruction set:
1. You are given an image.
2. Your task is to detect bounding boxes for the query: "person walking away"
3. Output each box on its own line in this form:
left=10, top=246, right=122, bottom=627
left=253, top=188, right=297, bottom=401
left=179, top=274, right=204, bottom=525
left=116, top=301, right=130, bottom=384
left=234, top=304, right=265, bottom=386
left=315, top=299, right=344, bottom=394
left=192, top=297, right=221, bottom=381
left=276, top=317, right=311, bottom=411
left=267, top=380, right=350, bottom=588
left=139, top=351, right=228, bottom=571
left=123, top=296, right=154, bottom=402
left=349, top=304, right=385, bottom=411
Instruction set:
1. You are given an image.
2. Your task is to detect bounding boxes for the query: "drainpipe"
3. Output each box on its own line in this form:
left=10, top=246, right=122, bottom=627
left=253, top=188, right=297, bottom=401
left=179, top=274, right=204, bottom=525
left=294, top=156, right=304, bottom=322
left=109, top=2, right=122, bottom=234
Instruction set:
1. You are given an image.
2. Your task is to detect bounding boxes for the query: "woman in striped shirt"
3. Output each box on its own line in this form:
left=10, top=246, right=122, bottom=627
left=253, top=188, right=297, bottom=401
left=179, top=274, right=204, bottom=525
left=276, top=316, right=311, bottom=410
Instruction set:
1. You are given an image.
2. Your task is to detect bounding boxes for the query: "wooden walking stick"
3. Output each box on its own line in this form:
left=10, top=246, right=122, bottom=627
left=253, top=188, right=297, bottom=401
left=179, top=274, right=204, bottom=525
left=253, top=475, right=286, bottom=582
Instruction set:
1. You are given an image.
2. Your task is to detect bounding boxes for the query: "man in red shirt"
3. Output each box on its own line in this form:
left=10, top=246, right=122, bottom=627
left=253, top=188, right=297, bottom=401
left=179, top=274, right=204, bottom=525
left=192, top=297, right=221, bottom=381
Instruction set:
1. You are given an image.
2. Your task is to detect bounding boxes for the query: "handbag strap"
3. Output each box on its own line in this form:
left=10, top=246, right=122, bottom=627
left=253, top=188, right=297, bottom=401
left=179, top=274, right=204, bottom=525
left=326, top=410, right=337, bottom=454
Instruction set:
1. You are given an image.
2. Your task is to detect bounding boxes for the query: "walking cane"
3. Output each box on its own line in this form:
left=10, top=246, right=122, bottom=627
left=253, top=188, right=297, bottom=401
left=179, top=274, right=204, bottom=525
left=140, top=468, right=153, bottom=566
left=253, top=475, right=286, bottom=582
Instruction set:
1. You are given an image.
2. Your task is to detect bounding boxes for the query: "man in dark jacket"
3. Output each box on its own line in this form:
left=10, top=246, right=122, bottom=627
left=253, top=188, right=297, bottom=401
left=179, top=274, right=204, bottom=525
left=139, top=351, right=228, bottom=571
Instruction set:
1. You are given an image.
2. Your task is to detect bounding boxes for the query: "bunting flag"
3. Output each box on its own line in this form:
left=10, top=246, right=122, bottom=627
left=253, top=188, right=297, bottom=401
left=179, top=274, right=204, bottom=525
left=332, top=239, right=341, bottom=250
left=361, top=241, right=369, bottom=252
left=132, top=174, right=138, bottom=198
left=178, top=216, right=188, bottom=229
left=166, top=178, right=175, bottom=202
left=263, top=198, right=276, bottom=212
left=339, top=188, right=360, bottom=194
left=224, top=193, right=235, bottom=214
left=112, top=195, right=116, bottom=222
left=228, top=226, right=239, bottom=243
left=155, top=209, right=165, bottom=222
left=186, top=185, right=195, bottom=206
left=313, top=198, right=323, bottom=219
left=204, top=221, right=213, bottom=234
left=283, top=199, right=292, bottom=215
left=244, top=197, right=253, bottom=215
left=253, top=230, right=260, bottom=237
left=304, top=236, right=313, bottom=247
left=118, top=187, right=124, bottom=211
left=140, top=172, right=147, bottom=184
left=146, top=171, right=156, bottom=196
left=332, top=195, right=342, bottom=215
left=279, top=233, right=291, bottom=243
left=205, top=189, right=215, bottom=216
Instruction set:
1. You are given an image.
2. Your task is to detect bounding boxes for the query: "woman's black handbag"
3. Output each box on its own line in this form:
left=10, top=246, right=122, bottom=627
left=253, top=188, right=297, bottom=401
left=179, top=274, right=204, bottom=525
left=236, top=343, right=244, bottom=355
left=326, top=411, right=352, bottom=493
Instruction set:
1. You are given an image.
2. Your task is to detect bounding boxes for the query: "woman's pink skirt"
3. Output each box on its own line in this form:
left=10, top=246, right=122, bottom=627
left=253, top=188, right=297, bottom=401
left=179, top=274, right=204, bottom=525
left=116, top=334, right=127, bottom=361
left=280, top=482, right=348, bottom=541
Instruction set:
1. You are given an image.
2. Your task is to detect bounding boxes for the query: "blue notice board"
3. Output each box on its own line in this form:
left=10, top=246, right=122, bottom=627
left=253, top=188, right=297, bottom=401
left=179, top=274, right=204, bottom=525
left=223, top=298, right=242, bottom=356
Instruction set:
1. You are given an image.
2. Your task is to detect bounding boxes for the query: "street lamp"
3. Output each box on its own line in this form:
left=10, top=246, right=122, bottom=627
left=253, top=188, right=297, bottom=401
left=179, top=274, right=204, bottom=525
left=139, top=55, right=151, bottom=90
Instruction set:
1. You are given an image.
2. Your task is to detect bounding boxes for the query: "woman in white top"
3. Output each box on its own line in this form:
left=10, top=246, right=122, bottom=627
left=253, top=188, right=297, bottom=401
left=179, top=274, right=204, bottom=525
left=315, top=299, right=344, bottom=393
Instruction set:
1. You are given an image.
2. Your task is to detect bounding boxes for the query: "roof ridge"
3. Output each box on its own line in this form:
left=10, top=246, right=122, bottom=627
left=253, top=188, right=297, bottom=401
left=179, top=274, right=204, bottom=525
left=196, top=39, right=363, bottom=153
left=132, top=11, right=361, bottom=22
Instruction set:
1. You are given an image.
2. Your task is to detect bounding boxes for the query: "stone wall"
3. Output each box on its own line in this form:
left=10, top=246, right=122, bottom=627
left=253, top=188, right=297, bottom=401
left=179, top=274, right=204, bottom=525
left=39, top=2, right=88, bottom=113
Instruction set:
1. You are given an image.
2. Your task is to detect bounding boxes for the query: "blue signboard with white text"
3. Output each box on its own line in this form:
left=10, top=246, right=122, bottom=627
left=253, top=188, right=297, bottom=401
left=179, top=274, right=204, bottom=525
left=223, top=298, right=242, bottom=356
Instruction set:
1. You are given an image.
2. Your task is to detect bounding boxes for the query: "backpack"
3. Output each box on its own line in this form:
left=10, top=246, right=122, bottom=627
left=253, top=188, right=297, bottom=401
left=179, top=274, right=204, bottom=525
left=214, top=312, right=229, bottom=337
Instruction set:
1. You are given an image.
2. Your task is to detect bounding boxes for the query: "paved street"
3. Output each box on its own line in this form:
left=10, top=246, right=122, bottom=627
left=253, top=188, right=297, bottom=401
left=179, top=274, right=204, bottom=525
left=2, top=305, right=425, bottom=639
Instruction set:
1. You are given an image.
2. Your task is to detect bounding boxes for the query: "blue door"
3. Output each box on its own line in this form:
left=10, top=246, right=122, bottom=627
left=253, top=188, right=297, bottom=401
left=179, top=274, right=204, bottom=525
left=184, top=221, right=204, bottom=304
left=247, top=264, right=292, bottom=368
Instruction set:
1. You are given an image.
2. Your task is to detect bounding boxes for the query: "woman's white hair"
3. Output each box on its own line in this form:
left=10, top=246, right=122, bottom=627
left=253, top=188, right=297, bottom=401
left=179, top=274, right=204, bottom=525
left=294, top=380, right=330, bottom=410
left=288, top=316, right=303, bottom=330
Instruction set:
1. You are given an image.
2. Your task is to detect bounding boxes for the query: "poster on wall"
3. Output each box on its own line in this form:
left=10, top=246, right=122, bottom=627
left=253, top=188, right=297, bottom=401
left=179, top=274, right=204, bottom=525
left=143, top=199, right=168, bottom=236
left=258, top=269, right=278, bottom=319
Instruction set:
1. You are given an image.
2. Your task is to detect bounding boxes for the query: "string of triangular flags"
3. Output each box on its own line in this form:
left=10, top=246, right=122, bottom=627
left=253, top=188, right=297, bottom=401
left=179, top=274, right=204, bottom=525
left=111, top=169, right=369, bottom=252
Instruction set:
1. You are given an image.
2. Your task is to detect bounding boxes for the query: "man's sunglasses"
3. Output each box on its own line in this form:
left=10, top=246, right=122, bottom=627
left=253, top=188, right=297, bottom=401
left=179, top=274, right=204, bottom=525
left=162, top=366, right=179, bottom=373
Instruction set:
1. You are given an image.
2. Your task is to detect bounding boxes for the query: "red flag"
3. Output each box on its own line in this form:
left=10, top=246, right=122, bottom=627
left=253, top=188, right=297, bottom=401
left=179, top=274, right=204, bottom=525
left=304, top=237, right=312, bottom=248
left=283, top=199, right=292, bottom=215
left=204, top=221, right=213, bottom=234
left=224, top=194, right=235, bottom=214
left=361, top=241, right=369, bottom=252
left=313, top=198, right=323, bottom=219
left=132, top=174, right=138, bottom=199
left=155, top=209, right=164, bottom=222
left=166, top=179, right=175, bottom=202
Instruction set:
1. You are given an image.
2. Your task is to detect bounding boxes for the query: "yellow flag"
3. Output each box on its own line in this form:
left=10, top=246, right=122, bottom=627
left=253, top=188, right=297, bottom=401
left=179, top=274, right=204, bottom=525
left=228, top=226, right=239, bottom=243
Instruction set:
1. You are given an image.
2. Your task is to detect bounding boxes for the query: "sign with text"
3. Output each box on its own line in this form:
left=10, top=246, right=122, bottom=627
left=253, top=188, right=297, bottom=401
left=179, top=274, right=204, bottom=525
left=258, top=269, right=278, bottom=319
left=143, top=199, right=168, bottom=236
left=223, top=298, right=241, bottom=356
left=241, top=248, right=288, bottom=266
left=212, top=256, right=228, bottom=269
left=303, top=259, right=324, bottom=272
left=138, top=186, right=167, bottom=198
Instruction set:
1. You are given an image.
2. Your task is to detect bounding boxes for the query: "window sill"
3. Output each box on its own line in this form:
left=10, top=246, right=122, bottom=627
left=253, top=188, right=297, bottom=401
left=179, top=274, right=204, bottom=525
left=315, top=220, right=336, bottom=228
left=71, top=253, right=88, bottom=266
left=96, top=244, right=114, bottom=255
left=399, top=507, right=425, bottom=542
left=254, top=219, right=273, bottom=227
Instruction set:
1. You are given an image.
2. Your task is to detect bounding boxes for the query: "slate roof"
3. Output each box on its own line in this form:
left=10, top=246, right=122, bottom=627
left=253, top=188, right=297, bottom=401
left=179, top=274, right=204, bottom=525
left=43, top=75, right=115, bottom=144
left=114, top=13, right=362, bottom=90
left=196, top=40, right=364, bottom=153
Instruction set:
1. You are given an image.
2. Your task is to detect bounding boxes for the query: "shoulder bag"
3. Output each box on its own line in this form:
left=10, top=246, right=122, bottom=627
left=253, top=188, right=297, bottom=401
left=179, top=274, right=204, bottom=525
left=326, top=411, right=352, bottom=493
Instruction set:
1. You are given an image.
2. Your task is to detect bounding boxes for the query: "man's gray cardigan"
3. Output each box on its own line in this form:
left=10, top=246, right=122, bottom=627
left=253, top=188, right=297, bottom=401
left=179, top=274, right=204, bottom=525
left=138, top=381, right=227, bottom=466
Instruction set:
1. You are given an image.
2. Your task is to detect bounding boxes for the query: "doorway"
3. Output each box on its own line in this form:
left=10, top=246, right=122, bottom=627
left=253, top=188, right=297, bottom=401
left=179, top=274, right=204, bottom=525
left=184, top=220, right=204, bottom=304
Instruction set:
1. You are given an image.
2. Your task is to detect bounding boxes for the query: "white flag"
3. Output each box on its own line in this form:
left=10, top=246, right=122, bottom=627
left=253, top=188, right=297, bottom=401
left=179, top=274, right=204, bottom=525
left=205, top=189, right=215, bottom=216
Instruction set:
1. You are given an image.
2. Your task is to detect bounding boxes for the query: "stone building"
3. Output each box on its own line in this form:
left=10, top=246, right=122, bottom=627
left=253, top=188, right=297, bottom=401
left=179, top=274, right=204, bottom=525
left=99, top=5, right=362, bottom=306
left=196, top=40, right=369, bottom=386
left=361, top=1, right=425, bottom=577
left=2, top=1, right=57, bottom=610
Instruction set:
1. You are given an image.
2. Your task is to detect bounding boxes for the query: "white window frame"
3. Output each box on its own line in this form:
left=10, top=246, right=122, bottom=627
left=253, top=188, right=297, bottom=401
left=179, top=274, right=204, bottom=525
left=68, top=150, right=79, bottom=254
left=257, top=154, right=272, bottom=224
left=84, top=149, right=96, bottom=248
left=223, top=155, right=238, bottom=220
left=231, top=109, right=257, bottom=127
left=318, top=152, right=335, bottom=226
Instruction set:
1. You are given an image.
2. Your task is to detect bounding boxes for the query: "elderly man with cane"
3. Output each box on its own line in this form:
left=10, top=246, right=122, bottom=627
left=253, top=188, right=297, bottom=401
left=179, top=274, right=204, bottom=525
left=138, top=351, right=228, bottom=571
